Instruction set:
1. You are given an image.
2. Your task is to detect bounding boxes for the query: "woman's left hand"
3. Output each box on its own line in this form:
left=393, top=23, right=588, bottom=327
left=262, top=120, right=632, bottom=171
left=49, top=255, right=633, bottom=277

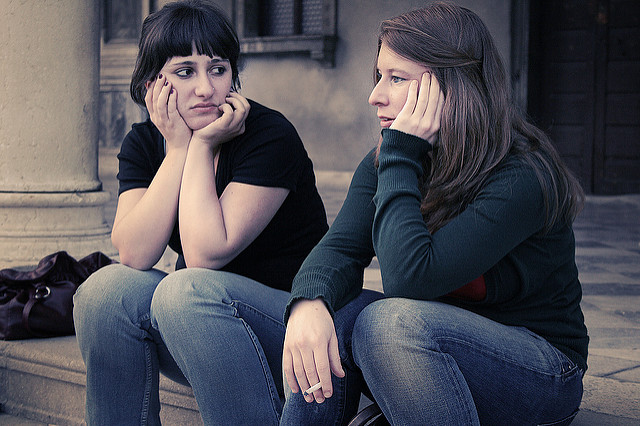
left=282, top=299, right=344, bottom=404
left=391, top=72, right=444, bottom=145
left=191, top=92, right=250, bottom=149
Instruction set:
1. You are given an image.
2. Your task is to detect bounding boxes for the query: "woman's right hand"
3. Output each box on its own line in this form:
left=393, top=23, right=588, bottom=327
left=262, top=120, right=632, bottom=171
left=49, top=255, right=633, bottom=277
left=282, top=298, right=345, bottom=404
left=390, top=72, right=444, bottom=146
left=145, top=75, right=192, bottom=150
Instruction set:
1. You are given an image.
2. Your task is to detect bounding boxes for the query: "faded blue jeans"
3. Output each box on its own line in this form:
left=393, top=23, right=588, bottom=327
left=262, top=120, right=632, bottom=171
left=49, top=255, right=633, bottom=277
left=280, top=289, right=385, bottom=425
left=352, top=299, right=584, bottom=425
left=73, top=264, right=290, bottom=425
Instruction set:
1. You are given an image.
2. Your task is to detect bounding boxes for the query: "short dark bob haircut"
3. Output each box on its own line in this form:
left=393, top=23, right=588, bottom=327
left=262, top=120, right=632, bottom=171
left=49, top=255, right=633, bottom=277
left=130, top=0, right=241, bottom=107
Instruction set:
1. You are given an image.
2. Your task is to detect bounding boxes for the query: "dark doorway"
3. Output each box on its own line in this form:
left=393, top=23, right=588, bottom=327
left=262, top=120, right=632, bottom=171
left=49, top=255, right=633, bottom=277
left=527, top=0, right=640, bottom=194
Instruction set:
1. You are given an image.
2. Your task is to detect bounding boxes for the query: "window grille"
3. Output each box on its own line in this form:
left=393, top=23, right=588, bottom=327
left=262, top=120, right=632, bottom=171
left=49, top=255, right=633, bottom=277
left=236, top=0, right=337, bottom=67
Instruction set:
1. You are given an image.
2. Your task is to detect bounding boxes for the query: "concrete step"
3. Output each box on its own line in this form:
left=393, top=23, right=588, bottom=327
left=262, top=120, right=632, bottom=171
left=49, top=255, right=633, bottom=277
left=2, top=335, right=640, bottom=425
left=0, top=336, right=201, bottom=425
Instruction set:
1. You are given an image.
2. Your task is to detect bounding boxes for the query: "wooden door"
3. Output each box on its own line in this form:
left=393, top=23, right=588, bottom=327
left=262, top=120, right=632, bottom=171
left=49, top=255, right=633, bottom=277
left=527, top=0, right=640, bottom=194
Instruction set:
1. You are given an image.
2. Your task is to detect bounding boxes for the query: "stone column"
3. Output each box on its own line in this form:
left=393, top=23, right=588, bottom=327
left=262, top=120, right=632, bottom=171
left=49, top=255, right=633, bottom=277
left=0, top=0, right=114, bottom=267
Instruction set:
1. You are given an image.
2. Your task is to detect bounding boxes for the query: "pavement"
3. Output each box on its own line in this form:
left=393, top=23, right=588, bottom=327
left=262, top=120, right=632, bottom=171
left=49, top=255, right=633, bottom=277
left=2, top=149, right=638, bottom=424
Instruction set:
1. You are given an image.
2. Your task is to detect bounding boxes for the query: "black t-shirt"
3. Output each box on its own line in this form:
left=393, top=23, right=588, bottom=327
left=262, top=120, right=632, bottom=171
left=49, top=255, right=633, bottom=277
left=117, top=99, right=328, bottom=291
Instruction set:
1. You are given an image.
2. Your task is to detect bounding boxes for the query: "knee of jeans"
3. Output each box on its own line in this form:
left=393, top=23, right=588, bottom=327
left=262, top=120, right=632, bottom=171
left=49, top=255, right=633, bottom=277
left=352, top=299, right=399, bottom=361
left=353, top=299, right=443, bottom=362
left=73, top=264, right=139, bottom=333
left=150, top=268, right=229, bottom=326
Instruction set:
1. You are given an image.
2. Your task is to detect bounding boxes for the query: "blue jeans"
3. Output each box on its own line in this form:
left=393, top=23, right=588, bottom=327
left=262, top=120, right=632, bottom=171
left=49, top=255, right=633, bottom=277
left=280, top=289, right=385, bottom=425
left=352, top=299, right=584, bottom=426
left=73, top=264, right=290, bottom=425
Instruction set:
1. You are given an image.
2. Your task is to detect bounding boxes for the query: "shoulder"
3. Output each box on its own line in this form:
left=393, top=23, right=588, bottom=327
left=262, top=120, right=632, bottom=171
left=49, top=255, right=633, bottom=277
left=121, top=119, right=162, bottom=151
left=482, top=154, right=545, bottom=216
left=128, top=119, right=161, bottom=140
left=233, top=99, right=305, bottom=155
left=244, top=99, right=297, bottom=134
left=118, top=119, right=163, bottom=164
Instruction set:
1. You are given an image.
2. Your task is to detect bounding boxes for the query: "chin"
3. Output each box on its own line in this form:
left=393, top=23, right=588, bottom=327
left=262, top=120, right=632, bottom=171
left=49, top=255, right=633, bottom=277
left=187, top=114, right=221, bottom=131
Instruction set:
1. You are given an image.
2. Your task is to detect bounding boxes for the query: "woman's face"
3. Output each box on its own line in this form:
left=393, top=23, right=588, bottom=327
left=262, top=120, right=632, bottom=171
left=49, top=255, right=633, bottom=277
left=369, top=42, right=430, bottom=129
left=159, top=50, right=233, bottom=130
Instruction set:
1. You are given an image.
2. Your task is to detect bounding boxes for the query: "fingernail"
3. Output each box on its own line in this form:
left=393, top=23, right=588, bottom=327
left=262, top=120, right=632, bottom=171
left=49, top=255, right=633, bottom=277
left=158, top=74, right=163, bottom=79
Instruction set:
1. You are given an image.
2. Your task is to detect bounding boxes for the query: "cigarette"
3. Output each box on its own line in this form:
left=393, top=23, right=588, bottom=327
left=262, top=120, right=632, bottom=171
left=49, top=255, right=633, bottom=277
left=303, top=382, right=322, bottom=396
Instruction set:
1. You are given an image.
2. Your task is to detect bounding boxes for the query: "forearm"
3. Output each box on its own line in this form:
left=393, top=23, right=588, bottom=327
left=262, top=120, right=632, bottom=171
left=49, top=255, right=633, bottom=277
left=286, top=151, right=378, bottom=321
left=178, top=141, right=231, bottom=268
left=112, top=148, right=188, bottom=269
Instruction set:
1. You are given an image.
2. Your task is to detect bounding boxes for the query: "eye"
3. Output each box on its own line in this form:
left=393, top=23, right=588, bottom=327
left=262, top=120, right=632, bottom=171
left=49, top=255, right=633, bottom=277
left=175, top=68, right=193, bottom=78
left=209, top=66, right=227, bottom=76
left=391, top=76, right=406, bottom=84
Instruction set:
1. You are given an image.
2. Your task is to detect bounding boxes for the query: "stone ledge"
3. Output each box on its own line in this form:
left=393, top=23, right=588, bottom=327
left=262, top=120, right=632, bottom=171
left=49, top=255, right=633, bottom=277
left=0, top=336, right=200, bottom=425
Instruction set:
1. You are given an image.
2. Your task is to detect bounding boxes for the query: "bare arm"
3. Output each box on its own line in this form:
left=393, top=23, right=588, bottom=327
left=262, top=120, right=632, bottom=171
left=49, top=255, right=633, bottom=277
left=178, top=93, right=290, bottom=268
left=111, top=75, right=191, bottom=269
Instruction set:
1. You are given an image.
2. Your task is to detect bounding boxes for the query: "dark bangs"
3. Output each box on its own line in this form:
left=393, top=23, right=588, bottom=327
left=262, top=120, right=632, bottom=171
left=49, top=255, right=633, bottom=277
left=130, top=0, right=241, bottom=106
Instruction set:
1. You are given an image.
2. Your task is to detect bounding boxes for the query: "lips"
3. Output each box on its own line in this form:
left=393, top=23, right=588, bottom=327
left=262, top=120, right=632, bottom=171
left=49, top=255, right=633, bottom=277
left=378, top=116, right=394, bottom=128
left=192, top=103, right=218, bottom=110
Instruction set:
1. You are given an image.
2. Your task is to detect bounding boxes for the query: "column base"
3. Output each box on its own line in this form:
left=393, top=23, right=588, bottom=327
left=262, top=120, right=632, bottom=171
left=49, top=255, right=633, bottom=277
left=0, top=191, right=117, bottom=268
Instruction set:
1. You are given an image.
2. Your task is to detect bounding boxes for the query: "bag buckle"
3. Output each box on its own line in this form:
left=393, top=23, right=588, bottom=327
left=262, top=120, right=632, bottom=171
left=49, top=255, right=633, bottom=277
left=34, top=285, right=51, bottom=300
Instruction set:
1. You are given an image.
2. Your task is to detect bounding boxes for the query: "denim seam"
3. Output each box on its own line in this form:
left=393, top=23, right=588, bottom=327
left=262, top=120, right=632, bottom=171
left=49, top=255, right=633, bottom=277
left=231, top=299, right=286, bottom=329
left=140, top=340, right=153, bottom=426
left=438, top=336, right=569, bottom=377
left=239, top=317, right=282, bottom=422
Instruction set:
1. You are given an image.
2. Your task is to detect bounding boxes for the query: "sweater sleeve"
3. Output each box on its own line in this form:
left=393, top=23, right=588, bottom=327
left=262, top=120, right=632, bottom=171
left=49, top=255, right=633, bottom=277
left=284, top=150, right=378, bottom=322
left=373, top=129, right=546, bottom=300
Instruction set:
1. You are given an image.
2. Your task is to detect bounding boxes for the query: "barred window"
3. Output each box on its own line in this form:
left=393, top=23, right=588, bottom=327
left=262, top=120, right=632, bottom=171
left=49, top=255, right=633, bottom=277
left=237, top=0, right=337, bottom=67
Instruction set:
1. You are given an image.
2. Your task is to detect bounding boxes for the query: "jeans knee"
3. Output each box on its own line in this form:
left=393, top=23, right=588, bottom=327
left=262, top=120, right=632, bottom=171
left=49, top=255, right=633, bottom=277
left=352, top=299, right=399, bottom=364
left=74, top=264, right=165, bottom=336
left=74, top=264, right=128, bottom=325
left=150, top=268, right=230, bottom=327
left=353, top=299, right=444, bottom=367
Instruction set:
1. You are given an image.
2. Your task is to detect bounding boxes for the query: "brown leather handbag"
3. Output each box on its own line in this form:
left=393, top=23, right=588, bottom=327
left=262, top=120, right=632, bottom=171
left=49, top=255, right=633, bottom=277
left=0, top=251, right=114, bottom=340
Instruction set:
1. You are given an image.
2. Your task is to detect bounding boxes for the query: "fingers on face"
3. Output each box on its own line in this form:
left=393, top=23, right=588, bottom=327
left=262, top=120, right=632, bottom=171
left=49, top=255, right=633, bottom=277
left=144, top=80, right=156, bottom=112
left=414, top=72, right=432, bottom=116
left=403, top=80, right=419, bottom=114
left=424, top=73, right=440, bottom=121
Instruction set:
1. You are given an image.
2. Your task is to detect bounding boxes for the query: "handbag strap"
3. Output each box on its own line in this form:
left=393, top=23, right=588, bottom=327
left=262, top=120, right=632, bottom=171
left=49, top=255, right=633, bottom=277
left=22, top=285, right=51, bottom=337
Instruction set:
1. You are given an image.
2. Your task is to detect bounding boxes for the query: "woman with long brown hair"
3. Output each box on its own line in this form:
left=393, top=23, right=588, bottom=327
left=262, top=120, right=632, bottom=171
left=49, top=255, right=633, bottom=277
left=281, top=2, right=588, bottom=424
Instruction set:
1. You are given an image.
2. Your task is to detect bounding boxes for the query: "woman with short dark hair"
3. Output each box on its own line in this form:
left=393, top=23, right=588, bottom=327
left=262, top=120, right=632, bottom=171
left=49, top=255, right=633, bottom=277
left=73, top=1, right=328, bottom=424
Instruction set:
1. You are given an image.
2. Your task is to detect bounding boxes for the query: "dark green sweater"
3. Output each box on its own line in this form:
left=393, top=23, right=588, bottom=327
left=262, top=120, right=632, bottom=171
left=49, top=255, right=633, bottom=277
left=288, top=129, right=588, bottom=372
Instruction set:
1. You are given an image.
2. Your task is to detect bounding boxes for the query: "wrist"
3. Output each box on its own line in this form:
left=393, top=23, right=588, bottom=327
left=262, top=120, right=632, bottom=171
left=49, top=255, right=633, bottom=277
left=188, top=137, right=219, bottom=155
left=290, top=298, right=328, bottom=319
left=380, top=128, right=432, bottom=159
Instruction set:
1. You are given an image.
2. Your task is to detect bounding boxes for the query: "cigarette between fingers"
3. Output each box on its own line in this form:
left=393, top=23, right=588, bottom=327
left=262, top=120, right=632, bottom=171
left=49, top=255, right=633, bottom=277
left=303, top=382, right=322, bottom=396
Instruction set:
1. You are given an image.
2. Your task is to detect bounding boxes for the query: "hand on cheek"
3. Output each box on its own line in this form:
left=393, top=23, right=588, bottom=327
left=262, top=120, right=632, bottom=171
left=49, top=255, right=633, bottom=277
left=145, top=75, right=191, bottom=150
left=192, top=92, right=250, bottom=149
left=390, top=72, right=444, bottom=146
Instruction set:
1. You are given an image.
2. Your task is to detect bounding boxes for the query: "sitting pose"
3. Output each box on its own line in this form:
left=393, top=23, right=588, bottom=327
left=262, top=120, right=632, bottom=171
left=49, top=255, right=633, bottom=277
left=282, top=2, right=588, bottom=425
left=73, top=1, right=328, bottom=424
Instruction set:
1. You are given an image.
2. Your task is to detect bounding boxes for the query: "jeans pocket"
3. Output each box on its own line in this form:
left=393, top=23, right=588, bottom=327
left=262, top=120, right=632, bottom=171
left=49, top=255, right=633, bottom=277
left=537, top=408, right=579, bottom=426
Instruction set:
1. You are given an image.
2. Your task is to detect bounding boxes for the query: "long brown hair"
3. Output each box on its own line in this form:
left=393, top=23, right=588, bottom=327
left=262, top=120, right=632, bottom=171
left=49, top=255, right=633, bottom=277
left=376, top=2, right=583, bottom=233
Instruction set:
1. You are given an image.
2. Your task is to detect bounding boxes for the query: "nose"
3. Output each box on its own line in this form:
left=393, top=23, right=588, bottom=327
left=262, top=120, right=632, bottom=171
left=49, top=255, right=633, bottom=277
left=368, top=81, right=386, bottom=106
left=194, top=74, right=215, bottom=98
